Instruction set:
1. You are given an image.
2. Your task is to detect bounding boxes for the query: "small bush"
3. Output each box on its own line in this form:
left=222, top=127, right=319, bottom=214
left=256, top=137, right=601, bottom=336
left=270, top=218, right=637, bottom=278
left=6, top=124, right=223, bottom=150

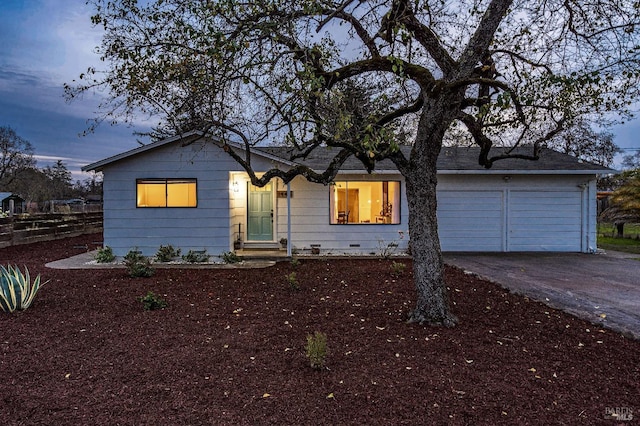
left=285, top=272, right=300, bottom=291
left=124, top=249, right=154, bottom=278
left=0, top=265, right=47, bottom=313
left=138, top=291, right=167, bottom=311
left=305, top=331, right=328, bottom=370
left=391, top=261, right=406, bottom=276
left=182, top=250, right=210, bottom=263
left=290, top=257, right=300, bottom=268
left=155, top=245, right=181, bottom=262
left=221, top=251, right=241, bottom=264
left=95, top=246, right=115, bottom=263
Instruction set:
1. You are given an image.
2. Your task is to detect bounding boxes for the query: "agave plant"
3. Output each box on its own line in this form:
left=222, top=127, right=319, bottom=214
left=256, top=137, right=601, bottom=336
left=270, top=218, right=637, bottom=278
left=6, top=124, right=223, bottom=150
left=0, top=265, right=47, bottom=313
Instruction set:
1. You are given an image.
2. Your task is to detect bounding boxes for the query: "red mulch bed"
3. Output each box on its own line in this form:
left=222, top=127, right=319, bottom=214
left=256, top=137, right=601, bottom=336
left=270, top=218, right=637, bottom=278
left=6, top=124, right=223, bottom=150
left=1, top=234, right=638, bottom=425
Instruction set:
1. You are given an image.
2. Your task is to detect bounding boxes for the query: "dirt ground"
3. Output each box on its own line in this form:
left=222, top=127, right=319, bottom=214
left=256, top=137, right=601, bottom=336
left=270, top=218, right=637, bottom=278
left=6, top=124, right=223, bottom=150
left=0, top=234, right=638, bottom=425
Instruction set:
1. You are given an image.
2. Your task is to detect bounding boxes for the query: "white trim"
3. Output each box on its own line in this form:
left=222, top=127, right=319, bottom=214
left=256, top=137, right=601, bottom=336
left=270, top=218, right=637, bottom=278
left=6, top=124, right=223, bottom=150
left=83, top=131, right=296, bottom=172
left=82, top=130, right=204, bottom=171
left=437, top=169, right=611, bottom=175
left=286, top=182, right=292, bottom=256
left=503, top=189, right=509, bottom=251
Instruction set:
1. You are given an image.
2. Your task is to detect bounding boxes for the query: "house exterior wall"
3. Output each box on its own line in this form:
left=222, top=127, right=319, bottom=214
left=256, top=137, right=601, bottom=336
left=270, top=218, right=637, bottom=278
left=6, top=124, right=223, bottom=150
left=436, top=174, right=598, bottom=252
left=276, top=174, right=410, bottom=255
left=101, top=140, right=275, bottom=257
left=263, top=173, right=598, bottom=255
left=100, top=139, right=599, bottom=256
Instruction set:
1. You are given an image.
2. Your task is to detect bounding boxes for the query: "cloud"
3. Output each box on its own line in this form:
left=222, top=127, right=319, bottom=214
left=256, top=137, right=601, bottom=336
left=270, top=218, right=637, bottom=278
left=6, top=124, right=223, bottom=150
left=0, top=0, right=152, bottom=180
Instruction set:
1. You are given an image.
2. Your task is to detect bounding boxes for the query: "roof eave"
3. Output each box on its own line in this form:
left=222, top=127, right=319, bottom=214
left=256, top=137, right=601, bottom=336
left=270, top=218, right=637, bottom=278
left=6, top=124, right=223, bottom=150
left=83, top=131, right=297, bottom=172
left=325, top=169, right=612, bottom=175
left=437, top=169, right=613, bottom=175
left=82, top=130, right=206, bottom=172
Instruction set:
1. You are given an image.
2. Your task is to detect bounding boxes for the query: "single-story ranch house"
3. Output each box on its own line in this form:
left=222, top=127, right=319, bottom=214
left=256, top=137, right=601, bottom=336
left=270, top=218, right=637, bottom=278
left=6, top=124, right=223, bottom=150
left=83, top=131, right=611, bottom=257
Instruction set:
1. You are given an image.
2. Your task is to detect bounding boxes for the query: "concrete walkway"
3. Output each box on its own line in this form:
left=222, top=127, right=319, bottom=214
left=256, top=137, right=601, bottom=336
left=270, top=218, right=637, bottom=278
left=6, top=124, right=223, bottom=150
left=444, top=250, right=640, bottom=339
left=45, top=250, right=278, bottom=269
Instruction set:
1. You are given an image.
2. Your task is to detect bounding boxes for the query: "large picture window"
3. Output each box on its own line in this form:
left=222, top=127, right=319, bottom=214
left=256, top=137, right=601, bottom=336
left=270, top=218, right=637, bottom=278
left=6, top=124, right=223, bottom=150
left=330, top=181, right=400, bottom=224
left=136, top=179, right=197, bottom=207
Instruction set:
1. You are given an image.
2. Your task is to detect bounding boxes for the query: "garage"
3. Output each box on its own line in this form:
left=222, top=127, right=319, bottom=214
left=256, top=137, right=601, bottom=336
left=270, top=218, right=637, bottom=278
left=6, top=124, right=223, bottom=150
left=507, top=190, right=583, bottom=251
left=437, top=186, right=585, bottom=252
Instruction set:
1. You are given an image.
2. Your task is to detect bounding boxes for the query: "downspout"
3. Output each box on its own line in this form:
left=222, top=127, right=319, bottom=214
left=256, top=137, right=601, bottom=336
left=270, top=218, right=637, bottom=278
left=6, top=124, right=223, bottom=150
left=287, top=182, right=292, bottom=257
left=586, top=179, right=595, bottom=253
left=578, top=182, right=592, bottom=253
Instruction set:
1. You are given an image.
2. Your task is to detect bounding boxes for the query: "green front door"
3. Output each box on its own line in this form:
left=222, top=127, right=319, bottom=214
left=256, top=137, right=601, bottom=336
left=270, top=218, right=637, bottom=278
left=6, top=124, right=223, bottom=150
left=247, top=182, right=273, bottom=241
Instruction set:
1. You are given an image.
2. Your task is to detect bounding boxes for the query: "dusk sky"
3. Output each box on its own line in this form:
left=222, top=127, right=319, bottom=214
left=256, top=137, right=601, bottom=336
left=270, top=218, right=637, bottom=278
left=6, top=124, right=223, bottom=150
left=1, top=0, right=639, bottom=182
left=0, top=0, right=153, bottom=181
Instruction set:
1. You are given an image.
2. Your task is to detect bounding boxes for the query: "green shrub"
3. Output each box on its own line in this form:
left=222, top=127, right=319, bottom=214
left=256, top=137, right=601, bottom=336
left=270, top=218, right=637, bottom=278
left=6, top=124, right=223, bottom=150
left=221, top=251, right=241, bottom=264
left=0, top=265, right=47, bottom=313
left=124, top=249, right=154, bottom=278
left=138, top=291, right=168, bottom=311
left=95, top=246, right=115, bottom=263
left=155, top=244, right=181, bottom=262
left=285, top=272, right=300, bottom=291
left=182, top=249, right=210, bottom=263
left=290, top=258, right=300, bottom=268
left=305, top=331, right=328, bottom=370
left=391, top=261, right=406, bottom=276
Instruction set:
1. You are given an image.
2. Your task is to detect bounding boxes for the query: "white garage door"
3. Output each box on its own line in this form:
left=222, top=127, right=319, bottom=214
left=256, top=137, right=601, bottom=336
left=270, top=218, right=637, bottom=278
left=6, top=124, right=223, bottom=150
left=508, top=190, right=582, bottom=251
left=437, top=189, right=583, bottom=252
left=437, top=190, right=504, bottom=251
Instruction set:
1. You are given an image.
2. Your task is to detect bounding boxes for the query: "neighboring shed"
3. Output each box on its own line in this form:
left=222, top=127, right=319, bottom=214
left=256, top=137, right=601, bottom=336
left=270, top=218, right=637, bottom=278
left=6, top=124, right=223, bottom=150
left=0, top=192, right=25, bottom=215
left=83, top=132, right=610, bottom=256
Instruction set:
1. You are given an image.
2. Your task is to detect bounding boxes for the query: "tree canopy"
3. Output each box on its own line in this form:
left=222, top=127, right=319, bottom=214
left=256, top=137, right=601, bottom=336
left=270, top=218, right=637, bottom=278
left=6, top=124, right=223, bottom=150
left=544, top=120, right=620, bottom=167
left=68, top=0, right=640, bottom=175
left=621, top=151, right=640, bottom=170
left=0, top=125, right=36, bottom=188
left=67, top=0, right=640, bottom=326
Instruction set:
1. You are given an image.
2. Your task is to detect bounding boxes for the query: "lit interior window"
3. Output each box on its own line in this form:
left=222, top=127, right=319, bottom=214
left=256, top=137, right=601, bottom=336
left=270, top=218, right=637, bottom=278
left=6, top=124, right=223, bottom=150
left=331, top=181, right=400, bottom=224
left=137, top=179, right=197, bottom=208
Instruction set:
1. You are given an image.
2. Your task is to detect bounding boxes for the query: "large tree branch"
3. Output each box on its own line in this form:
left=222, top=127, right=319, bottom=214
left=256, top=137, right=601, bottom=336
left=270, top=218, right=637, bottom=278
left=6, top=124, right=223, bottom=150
left=316, top=2, right=381, bottom=58
left=458, top=0, right=514, bottom=74
left=391, top=0, right=456, bottom=75
left=457, top=112, right=496, bottom=167
left=376, top=94, right=424, bottom=127
left=222, top=140, right=353, bottom=186
left=322, top=57, right=436, bottom=91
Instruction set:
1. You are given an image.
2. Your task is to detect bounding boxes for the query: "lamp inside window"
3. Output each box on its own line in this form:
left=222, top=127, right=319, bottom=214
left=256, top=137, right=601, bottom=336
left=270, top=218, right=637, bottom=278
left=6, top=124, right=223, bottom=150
left=331, top=181, right=400, bottom=224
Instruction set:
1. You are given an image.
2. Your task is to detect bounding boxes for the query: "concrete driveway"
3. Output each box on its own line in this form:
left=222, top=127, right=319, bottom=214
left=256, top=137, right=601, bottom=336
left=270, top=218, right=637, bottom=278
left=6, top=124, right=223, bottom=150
left=444, top=250, right=640, bottom=339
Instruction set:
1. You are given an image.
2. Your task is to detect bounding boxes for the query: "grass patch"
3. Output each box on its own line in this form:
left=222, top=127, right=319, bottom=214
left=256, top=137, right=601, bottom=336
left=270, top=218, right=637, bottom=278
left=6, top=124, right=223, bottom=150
left=597, top=222, right=640, bottom=254
left=598, top=222, right=640, bottom=238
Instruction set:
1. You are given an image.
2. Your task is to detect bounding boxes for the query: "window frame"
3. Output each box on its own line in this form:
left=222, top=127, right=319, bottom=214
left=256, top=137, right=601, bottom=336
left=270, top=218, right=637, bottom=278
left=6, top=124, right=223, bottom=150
left=330, top=180, right=401, bottom=225
left=136, top=178, right=198, bottom=208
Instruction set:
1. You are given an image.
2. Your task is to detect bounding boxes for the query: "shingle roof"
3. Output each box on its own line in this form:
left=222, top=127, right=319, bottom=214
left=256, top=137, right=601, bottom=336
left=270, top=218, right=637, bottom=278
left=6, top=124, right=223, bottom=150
left=257, top=145, right=613, bottom=174
left=83, top=130, right=613, bottom=175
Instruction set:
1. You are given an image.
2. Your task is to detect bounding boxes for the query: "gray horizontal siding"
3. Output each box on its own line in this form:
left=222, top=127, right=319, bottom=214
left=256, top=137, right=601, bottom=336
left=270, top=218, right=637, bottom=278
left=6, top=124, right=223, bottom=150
left=507, top=190, right=582, bottom=251
left=99, top=139, right=597, bottom=254
left=102, top=141, right=239, bottom=256
left=437, top=190, right=503, bottom=251
left=274, top=176, right=409, bottom=254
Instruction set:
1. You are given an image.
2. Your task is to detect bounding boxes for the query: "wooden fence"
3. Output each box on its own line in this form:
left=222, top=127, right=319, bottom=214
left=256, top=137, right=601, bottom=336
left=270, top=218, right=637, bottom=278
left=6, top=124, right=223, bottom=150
left=0, top=212, right=103, bottom=249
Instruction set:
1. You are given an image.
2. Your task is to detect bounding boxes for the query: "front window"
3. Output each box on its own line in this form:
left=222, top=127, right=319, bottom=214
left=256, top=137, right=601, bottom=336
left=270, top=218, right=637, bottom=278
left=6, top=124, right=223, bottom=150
left=136, top=179, right=197, bottom=207
left=330, top=181, right=400, bottom=224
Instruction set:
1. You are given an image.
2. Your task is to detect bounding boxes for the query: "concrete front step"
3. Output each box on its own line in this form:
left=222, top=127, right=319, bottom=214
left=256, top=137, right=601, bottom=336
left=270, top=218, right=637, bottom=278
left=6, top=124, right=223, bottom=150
left=241, top=242, right=282, bottom=250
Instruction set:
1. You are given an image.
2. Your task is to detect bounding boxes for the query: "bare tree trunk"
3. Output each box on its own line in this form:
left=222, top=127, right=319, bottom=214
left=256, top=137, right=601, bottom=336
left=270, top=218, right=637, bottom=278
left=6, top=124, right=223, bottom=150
left=405, top=168, right=456, bottom=326
left=404, top=104, right=458, bottom=327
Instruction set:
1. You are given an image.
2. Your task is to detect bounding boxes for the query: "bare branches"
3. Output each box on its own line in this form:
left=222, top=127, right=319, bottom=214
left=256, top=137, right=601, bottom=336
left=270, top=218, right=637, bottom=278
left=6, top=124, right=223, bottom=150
left=388, top=0, right=455, bottom=75
left=70, top=0, right=640, bottom=176
left=322, top=57, right=436, bottom=90
left=458, top=0, right=514, bottom=73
